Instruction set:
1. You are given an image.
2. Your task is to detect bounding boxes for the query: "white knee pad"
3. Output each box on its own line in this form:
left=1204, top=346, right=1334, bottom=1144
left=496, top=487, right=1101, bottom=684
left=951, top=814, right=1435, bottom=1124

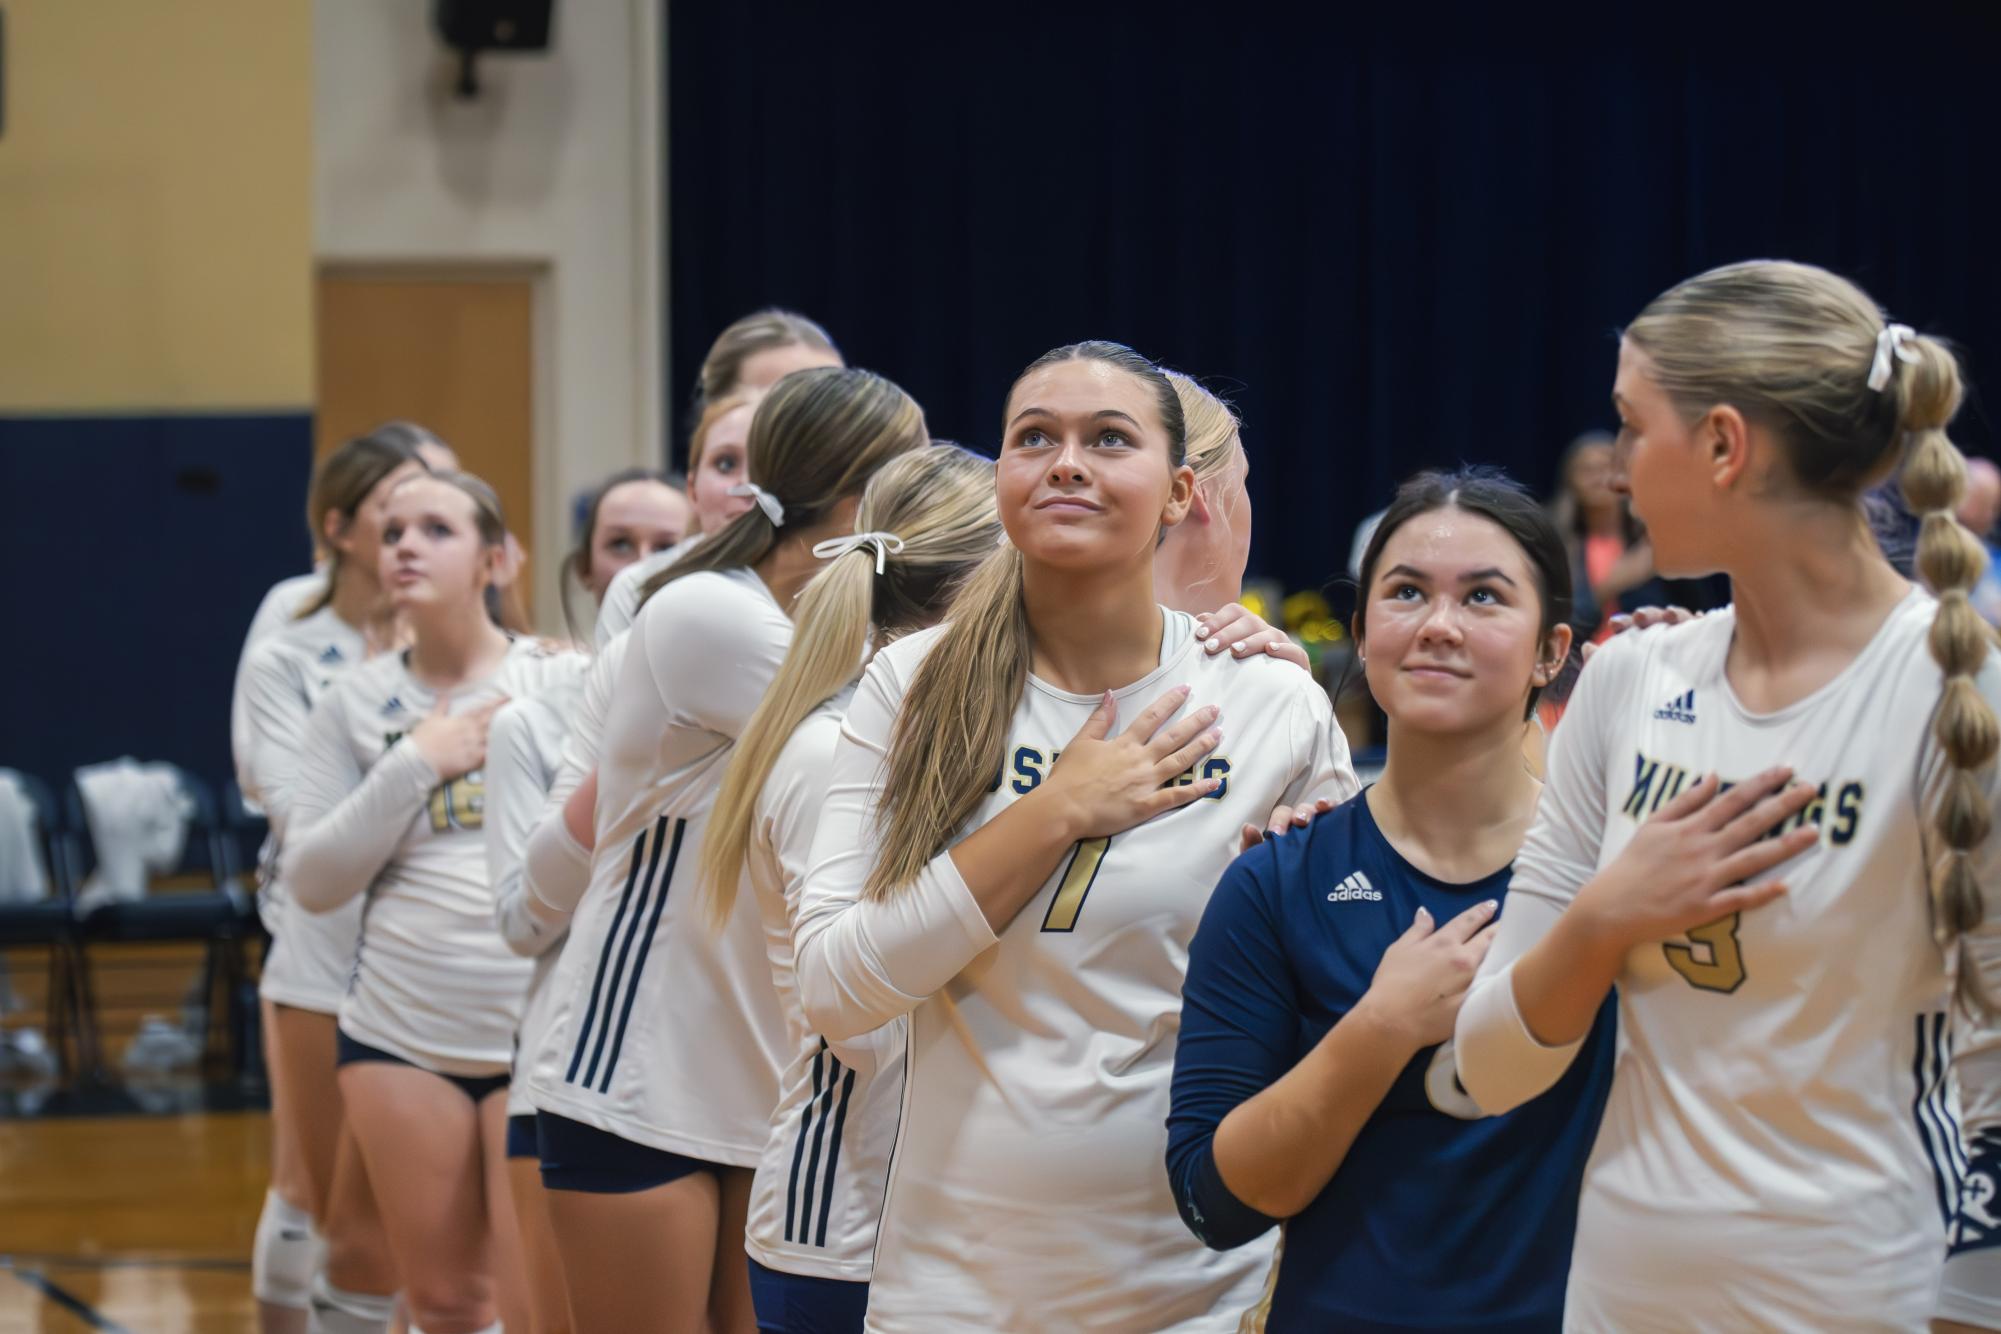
left=306, top=1273, right=396, bottom=1334
left=408, top=1325, right=501, bottom=1334
left=251, top=1189, right=317, bottom=1308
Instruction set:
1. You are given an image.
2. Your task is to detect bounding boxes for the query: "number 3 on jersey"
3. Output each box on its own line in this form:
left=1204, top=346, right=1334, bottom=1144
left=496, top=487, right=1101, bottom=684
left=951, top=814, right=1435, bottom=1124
left=428, top=772, right=485, bottom=832
left=1663, top=912, right=1746, bottom=993
left=1042, top=837, right=1111, bottom=932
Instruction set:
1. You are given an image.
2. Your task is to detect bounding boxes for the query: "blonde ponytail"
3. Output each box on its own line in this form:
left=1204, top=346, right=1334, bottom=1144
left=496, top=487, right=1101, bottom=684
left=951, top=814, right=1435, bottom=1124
left=701, top=445, right=999, bottom=925
left=640, top=366, right=926, bottom=606
left=865, top=543, right=1031, bottom=901
left=1894, top=337, right=2001, bottom=1006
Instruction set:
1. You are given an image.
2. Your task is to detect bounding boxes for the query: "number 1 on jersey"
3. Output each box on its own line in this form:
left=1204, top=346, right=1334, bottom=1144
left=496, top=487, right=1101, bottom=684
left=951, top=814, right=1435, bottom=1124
left=1042, top=837, right=1111, bottom=932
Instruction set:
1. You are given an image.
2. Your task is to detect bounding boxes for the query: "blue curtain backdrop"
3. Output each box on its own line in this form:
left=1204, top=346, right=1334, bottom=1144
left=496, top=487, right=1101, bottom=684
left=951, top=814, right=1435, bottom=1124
left=667, top=5, right=2001, bottom=601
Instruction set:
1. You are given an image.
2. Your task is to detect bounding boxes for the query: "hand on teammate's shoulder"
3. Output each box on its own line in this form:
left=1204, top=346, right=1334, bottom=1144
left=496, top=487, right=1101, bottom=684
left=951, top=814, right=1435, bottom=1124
left=1579, top=605, right=1699, bottom=665
left=1195, top=603, right=1311, bottom=671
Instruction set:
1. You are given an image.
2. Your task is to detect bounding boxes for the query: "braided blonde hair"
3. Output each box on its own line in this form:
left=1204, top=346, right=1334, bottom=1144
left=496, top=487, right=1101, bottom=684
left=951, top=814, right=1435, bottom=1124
left=1627, top=260, right=1996, bottom=1004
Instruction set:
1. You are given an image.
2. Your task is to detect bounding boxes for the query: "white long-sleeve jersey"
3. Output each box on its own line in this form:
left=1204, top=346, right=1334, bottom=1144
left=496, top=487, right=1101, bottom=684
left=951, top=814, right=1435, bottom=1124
left=593, top=536, right=702, bottom=648
left=794, top=610, right=1358, bottom=1332
left=514, top=631, right=629, bottom=1116
left=485, top=671, right=588, bottom=1120
left=746, top=688, right=907, bottom=1283
left=288, top=639, right=584, bottom=1075
left=521, top=630, right=629, bottom=921
left=235, top=605, right=369, bottom=1010
left=1455, top=590, right=2001, bottom=1331
left=231, top=571, right=327, bottom=801
left=528, top=567, right=794, bottom=1164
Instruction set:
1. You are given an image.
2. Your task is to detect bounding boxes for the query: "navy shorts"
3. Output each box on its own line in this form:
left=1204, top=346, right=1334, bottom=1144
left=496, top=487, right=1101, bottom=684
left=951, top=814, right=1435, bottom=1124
left=535, top=1110, right=721, bottom=1194
left=335, top=1029, right=510, bottom=1104
left=748, top=1257, right=869, bottom=1334
left=506, top=1113, right=540, bottom=1160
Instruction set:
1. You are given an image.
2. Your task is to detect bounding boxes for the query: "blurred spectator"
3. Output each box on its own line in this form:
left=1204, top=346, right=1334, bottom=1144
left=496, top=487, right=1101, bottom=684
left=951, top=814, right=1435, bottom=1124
left=1960, top=457, right=2001, bottom=625
left=1550, top=432, right=1655, bottom=644
left=1959, top=457, right=2000, bottom=539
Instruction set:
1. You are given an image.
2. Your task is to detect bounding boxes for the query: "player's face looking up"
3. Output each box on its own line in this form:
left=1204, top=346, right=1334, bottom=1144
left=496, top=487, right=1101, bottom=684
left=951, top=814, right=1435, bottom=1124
left=689, top=400, right=758, bottom=535
left=325, top=459, right=426, bottom=588
left=380, top=477, right=501, bottom=612
left=998, top=358, right=1196, bottom=572
left=1360, top=507, right=1566, bottom=736
left=586, top=479, right=689, bottom=598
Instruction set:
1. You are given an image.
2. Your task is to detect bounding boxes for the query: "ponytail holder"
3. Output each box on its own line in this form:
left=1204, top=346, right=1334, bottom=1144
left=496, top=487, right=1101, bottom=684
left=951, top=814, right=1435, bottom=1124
left=811, top=530, right=907, bottom=575
left=728, top=482, right=786, bottom=527
left=1868, top=323, right=1920, bottom=393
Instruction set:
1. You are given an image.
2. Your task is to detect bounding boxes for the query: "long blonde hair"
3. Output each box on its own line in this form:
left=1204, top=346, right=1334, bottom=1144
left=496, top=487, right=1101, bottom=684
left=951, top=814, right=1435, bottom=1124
left=641, top=367, right=928, bottom=604
left=700, top=445, right=1001, bottom=924
left=863, top=341, right=1187, bottom=901
left=1626, top=259, right=1996, bottom=1003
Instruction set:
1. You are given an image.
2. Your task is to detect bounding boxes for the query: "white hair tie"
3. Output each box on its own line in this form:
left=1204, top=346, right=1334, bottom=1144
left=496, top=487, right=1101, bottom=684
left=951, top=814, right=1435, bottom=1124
left=1868, top=323, right=1920, bottom=393
left=811, top=530, right=907, bottom=575
left=728, top=481, right=786, bottom=527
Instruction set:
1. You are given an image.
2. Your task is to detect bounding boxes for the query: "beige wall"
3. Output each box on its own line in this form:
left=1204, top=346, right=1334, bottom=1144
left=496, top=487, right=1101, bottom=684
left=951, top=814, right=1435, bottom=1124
left=313, top=0, right=664, bottom=628
left=0, top=0, right=314, bottom=410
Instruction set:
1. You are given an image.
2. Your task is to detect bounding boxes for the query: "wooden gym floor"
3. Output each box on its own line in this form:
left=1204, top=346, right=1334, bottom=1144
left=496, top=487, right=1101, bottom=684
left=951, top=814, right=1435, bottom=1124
left=1, top=945, right=268, bottom=1333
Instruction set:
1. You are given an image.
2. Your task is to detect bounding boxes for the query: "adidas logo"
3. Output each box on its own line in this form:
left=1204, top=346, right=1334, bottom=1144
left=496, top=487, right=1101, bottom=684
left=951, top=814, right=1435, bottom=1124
left=1653, top=689, right=1697, bottom=724
left=319, top=644, right=344, bottom=665
left=380, top=696, right=406, bottom=717
left=1327, top=871, right=1382, bottom=903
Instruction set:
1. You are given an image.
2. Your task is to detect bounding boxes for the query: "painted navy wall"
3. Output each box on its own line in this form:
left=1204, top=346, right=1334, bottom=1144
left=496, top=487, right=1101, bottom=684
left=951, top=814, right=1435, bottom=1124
left=0, top=415, right=313, bottom=798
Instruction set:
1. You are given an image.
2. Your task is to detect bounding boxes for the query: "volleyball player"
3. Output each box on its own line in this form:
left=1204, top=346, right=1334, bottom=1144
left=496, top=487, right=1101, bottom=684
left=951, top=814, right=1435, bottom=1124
left=597, top=309, right=843, bottom=644
left=288, top=471, right=583, bottom=1334
left=596, top=390, right=762, bottom=646
left=234, top=424, right=454, bottom=678
left=696, top=444, right=998, bottom=1331
left=1167, top=468, right=1616, bottom=1329
left=691, top=309, right=843, bottom=421
left=553, top=469, right=689, bottom=641
left=793, top=341, right=1358, bottom=1330
left=526, top=368, right=926, bottom=1333
left=233, top=431, right=424, bottom=1334
left=1158, top=372, right=1307, bottom=671
left=487, top=470, right=688, bottom=1334
left=1455, top=260, right=2001, bottom=1328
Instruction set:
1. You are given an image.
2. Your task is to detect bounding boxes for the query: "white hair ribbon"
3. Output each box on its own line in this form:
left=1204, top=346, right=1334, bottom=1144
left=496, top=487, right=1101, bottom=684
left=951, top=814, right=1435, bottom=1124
left=811, top=531, right=906, bottom=575
left=728, top=481, right=786, bottom=527
left=1868, top=323, right=1920, bottom=393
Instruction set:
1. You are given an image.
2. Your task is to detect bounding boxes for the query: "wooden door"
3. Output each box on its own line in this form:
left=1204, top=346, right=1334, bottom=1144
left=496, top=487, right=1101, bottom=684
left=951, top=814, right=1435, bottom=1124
left=315, top=267, right=538, bottom=612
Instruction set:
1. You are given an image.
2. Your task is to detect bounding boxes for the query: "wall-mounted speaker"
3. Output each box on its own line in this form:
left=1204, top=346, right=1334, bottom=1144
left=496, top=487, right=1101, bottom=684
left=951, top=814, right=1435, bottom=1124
left=432, top=0, right=555, bottom=98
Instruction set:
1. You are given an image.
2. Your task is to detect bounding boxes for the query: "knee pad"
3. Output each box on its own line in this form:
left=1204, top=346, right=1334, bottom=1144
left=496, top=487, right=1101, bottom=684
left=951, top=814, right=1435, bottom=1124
left=250, top=1189, right=316, bottom=1309
left=306, top=1272, right=396, bottom=1334
left=408, top=1325, right=501, bottom=1334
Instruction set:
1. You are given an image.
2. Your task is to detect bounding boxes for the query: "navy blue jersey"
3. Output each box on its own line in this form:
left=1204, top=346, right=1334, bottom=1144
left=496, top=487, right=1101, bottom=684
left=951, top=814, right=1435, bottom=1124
left=1166, top=791, right=1615, bottom=1332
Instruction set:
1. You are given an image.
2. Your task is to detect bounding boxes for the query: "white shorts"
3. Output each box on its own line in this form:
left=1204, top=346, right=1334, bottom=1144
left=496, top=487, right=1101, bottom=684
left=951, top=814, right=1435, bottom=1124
left=259, top=892, right=362, bottom=1015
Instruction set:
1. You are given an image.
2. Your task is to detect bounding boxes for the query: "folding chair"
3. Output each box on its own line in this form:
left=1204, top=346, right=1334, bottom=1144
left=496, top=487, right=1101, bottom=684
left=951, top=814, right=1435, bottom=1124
left=66, top=766, right=257, bottom=1080
left=0, top=770, right=95, bottom=1079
